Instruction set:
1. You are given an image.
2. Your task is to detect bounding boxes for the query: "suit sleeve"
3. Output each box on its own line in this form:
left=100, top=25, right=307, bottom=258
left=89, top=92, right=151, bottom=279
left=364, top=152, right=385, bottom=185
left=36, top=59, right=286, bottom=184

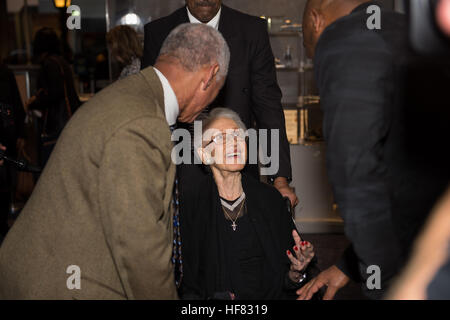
left=98, top=116, right=178, bottom=300
left=250, top=20, right=292, bottom=180
left=142, top=24, right=159, bottom=69
left=336, top=245, right=363, bottom=282
left=316, top=31, right=403, bottom=287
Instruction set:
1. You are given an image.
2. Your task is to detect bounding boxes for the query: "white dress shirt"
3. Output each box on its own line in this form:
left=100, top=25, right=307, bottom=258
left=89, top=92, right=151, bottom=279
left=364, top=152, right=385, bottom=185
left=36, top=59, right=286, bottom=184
left=153, top=67, right=179, bottom=127
left=186, top=6, right=221, bottom=30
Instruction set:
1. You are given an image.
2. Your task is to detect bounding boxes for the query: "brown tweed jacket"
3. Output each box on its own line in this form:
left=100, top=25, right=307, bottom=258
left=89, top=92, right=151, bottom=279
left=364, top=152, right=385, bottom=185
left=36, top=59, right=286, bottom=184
left=0, top=67, right=178, bottom=300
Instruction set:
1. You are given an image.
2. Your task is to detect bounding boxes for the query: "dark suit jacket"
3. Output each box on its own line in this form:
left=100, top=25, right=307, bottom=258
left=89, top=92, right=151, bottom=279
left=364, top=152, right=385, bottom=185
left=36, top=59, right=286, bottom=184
left=314, top=2, right=450, bottom=298
left=179, top=173, right=318, bottom=300
left=142, top=5, right=292, bottom=180
left=0, top=68, right=178, bottom=299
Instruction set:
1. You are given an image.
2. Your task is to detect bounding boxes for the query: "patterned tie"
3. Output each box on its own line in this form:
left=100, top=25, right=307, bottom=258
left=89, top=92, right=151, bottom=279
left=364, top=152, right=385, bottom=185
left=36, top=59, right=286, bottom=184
left=170, top=123, right=183, bottom=288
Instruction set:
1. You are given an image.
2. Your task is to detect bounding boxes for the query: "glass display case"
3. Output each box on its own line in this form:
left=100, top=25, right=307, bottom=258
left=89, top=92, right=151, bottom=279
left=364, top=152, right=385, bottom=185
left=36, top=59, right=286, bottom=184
left=266, top=18, right=323, bottom=146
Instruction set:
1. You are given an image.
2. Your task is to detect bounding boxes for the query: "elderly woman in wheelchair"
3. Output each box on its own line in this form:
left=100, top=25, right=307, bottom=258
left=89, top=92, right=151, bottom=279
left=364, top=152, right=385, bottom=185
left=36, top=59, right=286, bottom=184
left=179, top=108, right=315, bottom=300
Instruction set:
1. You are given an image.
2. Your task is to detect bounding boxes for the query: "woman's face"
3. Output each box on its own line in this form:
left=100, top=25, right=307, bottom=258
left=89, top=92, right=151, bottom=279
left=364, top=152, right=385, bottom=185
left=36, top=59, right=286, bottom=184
left=200, top=117, right=247, bottom=173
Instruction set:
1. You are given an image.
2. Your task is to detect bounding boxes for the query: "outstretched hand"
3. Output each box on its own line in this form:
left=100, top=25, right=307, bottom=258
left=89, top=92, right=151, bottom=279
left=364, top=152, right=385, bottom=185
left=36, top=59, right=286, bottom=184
left=296, top=265, right=350, bottom=300
left=286, top=229, right=314, bottom=282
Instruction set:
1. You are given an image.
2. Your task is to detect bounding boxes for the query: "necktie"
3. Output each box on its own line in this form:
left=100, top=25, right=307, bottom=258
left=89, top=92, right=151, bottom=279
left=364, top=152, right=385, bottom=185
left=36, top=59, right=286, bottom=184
left=170, top=123, right=183, bottom=288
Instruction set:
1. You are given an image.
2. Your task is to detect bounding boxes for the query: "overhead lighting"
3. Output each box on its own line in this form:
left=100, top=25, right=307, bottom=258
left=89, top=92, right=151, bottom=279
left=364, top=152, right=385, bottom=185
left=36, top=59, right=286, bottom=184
left=53, top=0, right=71, bottom=9
left=120, top=13, right=142, bottom=26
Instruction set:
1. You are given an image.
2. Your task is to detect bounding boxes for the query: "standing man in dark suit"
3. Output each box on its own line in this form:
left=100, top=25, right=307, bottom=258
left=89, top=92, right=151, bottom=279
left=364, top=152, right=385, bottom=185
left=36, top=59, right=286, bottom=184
left=296, top=0, right=450, bottom=299
left=142, top=0, right=298, bottom=206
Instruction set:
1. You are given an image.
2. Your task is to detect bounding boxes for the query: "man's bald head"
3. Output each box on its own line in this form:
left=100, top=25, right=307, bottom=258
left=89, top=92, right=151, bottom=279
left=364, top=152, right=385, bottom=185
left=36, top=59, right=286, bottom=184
left=302, top=0, right=368, bottom=58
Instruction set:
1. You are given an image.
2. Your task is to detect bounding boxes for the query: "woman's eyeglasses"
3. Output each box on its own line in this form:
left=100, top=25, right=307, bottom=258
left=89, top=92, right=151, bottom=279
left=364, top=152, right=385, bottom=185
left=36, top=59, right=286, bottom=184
left=204, top=129, right=247, bottom=148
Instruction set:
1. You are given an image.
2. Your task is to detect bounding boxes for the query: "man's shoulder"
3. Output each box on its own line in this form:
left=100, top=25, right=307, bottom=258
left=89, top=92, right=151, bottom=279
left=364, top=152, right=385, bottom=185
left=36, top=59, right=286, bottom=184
left=315, top=11, right=409, bottom=69
left=78, top=73, right=165, bottom=131
left=222, top=5, right=266, bottom=30
left=319, top=9, right=406, bottom=49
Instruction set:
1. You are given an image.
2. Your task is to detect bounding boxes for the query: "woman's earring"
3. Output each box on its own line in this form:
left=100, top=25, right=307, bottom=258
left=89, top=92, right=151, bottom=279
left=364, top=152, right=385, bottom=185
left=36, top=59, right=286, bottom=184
left=205, top=157, right=214, bottom=165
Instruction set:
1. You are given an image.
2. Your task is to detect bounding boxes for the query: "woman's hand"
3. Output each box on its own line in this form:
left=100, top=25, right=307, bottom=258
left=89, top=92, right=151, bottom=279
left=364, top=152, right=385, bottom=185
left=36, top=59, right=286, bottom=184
left=286, top=229, right=314, bottom=282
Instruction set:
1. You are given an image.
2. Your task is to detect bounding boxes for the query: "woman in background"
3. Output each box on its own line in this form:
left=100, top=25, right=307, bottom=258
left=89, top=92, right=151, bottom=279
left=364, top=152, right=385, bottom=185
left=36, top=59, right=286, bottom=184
left=106, top=25, right=143, bottom=79
left=27, top=28, right=80, bottom=167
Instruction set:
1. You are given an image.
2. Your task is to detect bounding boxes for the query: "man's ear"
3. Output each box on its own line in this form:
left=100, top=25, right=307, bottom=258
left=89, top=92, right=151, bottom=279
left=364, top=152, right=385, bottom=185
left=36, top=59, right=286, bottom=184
left=310, top=8, right=324, bottom=33
left=203, top=64, right=220, bottom=91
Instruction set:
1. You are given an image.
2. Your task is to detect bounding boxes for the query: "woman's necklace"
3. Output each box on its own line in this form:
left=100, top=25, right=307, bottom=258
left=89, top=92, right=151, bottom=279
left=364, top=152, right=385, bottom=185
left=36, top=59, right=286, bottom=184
left=221, top=199, right=245, bottom=231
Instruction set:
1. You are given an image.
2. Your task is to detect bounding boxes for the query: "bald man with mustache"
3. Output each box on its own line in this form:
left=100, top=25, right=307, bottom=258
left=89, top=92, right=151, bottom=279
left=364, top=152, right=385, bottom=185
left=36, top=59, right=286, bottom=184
left=297, top=0, right=450, bottom=300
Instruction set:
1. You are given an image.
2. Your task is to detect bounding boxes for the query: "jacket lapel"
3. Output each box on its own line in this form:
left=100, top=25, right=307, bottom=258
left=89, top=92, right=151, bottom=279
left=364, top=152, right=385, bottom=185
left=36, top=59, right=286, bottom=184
left=176, top=6, right=190, bottom=25
left=218, top=5, right=238, bottom=41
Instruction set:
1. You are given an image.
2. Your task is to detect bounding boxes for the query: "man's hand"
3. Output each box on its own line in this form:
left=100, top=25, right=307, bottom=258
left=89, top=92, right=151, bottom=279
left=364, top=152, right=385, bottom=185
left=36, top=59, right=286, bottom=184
left=274, top=177, right=299, bottom=207
left=297, top=265, right=350, bottom=300
left=0, top=144, right=5, bottom=166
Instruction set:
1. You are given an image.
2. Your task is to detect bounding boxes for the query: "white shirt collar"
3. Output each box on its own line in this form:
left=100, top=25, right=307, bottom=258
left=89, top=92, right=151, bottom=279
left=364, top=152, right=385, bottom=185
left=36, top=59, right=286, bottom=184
left=153, top=67, right=179, bottom=126
left=186, top=6, right=221, bottom=30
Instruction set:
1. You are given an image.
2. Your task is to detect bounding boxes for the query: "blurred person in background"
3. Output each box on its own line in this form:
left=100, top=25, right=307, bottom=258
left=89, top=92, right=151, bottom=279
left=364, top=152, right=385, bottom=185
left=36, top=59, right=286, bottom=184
left=0, top=63, right=25, bottom=239
left=26, top=28, right=80, bottom=167
left=297, top=0, right=450, bottom=300
left=107, top=25, right=143, bottom=80
left=387, top=0, right=450, bottom=300
left=437, top=0, right=450, bottom=36
left=388, top=187, right=450, bottom=299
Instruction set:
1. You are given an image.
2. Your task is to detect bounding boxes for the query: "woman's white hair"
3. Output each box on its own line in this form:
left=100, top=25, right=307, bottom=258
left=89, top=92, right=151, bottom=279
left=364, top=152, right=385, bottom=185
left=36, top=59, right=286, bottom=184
left=194, top=107, right=247, bottom=151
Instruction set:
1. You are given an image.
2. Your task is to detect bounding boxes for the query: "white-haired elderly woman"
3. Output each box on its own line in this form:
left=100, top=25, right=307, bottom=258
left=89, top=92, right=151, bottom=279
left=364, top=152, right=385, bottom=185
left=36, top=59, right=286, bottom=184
left=179, top=108, right=316, bottom=300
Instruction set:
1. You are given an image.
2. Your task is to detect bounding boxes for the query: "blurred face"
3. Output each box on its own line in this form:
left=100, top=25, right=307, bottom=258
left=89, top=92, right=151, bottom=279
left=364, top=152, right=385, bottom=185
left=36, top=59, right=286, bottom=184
left=178, top=75, right=224, bottom=123
left=437, top=0, right=450, bottom=36
left=199, top=117, right=247, bottom=173
left=186, top=0, right=222, bottom=23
